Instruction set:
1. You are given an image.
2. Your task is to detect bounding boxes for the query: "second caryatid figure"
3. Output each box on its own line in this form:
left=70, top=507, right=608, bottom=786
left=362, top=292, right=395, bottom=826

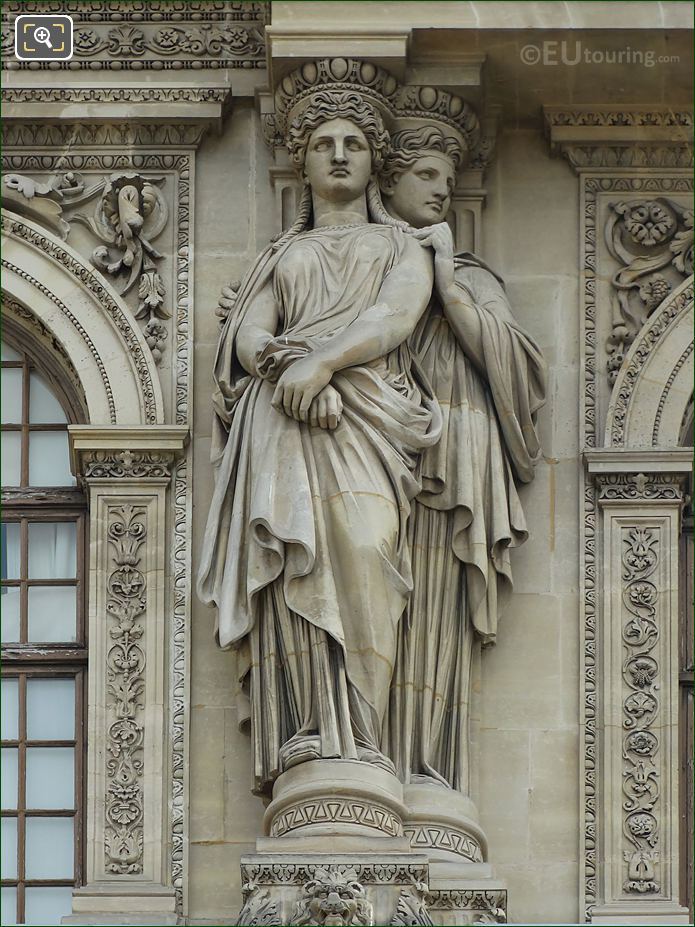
left=198, top=58, right=546, bottom=856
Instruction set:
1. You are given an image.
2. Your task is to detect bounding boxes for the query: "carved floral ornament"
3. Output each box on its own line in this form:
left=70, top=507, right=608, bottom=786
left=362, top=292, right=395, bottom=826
left=2, top=169, right=170, bottom=363
left=604, top=196, right=693, bottom=383
left=620, top=525, right=661, bottom=895
left=104, top=503, right=148, bottom=874
left=1, top=1, right=268, bottom=71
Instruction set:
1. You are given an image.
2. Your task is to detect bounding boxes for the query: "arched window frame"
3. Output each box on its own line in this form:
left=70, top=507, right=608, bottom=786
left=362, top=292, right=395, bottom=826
left=1, top=331, right=87, bottom=927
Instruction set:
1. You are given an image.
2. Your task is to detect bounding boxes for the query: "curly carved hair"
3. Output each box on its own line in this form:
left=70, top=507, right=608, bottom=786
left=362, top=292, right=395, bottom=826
left=286, top=89, right=391, bottom=173
left=380, top=125, right=464, bottom=188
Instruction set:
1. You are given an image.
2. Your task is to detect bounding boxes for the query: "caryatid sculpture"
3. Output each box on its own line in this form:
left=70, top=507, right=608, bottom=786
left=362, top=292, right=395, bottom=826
left=379, top=119, right=547, bottom=795
left=197, top=67, right=443, bottom=796
left=199, top=59, right=546, bottom=857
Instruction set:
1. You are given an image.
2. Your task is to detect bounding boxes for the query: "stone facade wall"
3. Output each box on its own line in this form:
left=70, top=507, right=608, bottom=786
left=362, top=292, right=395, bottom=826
left=1, top=3, right=692, bottom=925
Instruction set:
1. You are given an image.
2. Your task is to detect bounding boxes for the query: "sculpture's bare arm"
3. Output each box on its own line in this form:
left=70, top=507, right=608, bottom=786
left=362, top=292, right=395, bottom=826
left=235, top=279, right=344, bottom=430
left=235, top=284, right=278, bottom=376
left=271, top=236, right=434, bottom=422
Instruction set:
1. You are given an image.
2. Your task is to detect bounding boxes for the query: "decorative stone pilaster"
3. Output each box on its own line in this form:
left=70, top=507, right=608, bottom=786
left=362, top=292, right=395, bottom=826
left=64, top=426, right=187, bottom=926
left=587, top=450, right=692, bottom=925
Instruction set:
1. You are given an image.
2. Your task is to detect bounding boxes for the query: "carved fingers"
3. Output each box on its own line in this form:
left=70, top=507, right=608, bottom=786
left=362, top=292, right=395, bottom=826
left=271, top=354, right=333, bottom=424
left=410, top=221, right=455, bottom=259
left=308, top=385, right=343, bottom=430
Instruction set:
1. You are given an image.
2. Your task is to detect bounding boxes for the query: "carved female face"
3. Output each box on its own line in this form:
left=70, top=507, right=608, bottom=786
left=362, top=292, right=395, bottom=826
left=382, top=154, right=456, bottom=228
left=303, top=118, right=373, bottom=204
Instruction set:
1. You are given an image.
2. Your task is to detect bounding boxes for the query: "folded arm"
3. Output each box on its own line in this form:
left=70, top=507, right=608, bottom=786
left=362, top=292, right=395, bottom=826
left=272, top=236, right=434, bottom=421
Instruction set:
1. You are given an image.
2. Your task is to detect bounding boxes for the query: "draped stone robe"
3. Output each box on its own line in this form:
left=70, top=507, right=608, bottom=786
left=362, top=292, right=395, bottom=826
left=197, top=224, right=441, bottom=795
left=387, top=256, right=546, bottom=791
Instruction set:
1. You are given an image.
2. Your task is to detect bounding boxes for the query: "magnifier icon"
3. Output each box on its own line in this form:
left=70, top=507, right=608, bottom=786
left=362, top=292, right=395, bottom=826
left=34, top=25, right=53, bottom=49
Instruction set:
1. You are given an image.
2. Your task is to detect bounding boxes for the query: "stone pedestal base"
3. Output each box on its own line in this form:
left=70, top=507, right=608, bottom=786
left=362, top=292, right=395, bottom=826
left=428, top=867, right=507, bottom=926
left=61, top=884, right=178, bottom=926
left=264, top=759, right=407, bottom=840
left=239, top=849, right=431, bottom=926
left=403, top=783, right=487, bottom=865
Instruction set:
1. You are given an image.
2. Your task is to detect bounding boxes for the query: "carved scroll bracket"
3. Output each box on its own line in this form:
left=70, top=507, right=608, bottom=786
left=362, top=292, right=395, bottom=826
left=69, top=424, right=189, bottom=487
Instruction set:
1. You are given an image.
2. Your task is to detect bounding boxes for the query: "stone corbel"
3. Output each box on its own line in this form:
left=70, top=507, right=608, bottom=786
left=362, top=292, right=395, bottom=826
left=64, top=425, right=188, bottom=927
left=585, top=448, right=692, bottom=926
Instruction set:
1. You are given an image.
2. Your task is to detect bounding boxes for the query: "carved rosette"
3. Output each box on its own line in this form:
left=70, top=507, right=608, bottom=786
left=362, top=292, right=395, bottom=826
left=604, top=197, right=693, bottom=383
left=104, top=504, right=147, bottom=874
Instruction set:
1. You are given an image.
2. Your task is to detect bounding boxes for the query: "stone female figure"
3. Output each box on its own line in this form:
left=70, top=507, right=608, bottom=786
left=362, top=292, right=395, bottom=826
left=197, top=90, right=441, bottom=795
left=380, top=124, right=547, bottom=792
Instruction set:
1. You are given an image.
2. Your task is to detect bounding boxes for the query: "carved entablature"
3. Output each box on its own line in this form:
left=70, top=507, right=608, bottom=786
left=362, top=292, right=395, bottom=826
left=544, top=106, right=694, bottom=172
left=1, top=1, right=268, bottom=72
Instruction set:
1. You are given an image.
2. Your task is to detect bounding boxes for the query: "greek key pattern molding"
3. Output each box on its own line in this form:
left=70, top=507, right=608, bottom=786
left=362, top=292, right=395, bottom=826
left=2, top=149, right=192, bottom=911
left=403, top=823, right=484, bottom=863
left=1, top=1, right=268, bottom=72
left=270, top=798, right=404, bottom=839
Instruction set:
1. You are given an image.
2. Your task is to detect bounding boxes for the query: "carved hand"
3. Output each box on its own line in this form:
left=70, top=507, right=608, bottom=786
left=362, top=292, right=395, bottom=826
left=271, top=353, right=333, bottom=423
left=308, top=384, right=343, bottom=430
left=410, top=221, right=456, bottom=294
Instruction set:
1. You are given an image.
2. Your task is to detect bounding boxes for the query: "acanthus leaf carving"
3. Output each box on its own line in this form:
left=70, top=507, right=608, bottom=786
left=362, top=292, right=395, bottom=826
left=390, top=884, right=433, bottom=926
left=83, top=450, right=174, bottom=481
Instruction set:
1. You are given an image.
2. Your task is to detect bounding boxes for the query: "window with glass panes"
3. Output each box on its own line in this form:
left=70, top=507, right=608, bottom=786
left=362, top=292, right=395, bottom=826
left=1, top=338, right=86, bottom=927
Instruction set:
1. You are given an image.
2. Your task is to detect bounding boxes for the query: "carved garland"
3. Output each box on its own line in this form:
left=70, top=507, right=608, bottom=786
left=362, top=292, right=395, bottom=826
left=104, top=503, right=147, bottom=874
left=2, top=149, right=191, bottom=910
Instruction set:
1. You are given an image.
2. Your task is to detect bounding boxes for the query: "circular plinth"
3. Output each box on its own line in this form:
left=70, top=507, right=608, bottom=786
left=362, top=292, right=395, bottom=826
left=402, top=782, right=487, bottom=863
left=264, top=759, right=407, bottom=839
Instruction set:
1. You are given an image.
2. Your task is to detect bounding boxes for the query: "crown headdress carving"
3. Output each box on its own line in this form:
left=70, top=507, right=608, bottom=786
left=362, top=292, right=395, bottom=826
left=267, top=57, right=481, bottom=164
